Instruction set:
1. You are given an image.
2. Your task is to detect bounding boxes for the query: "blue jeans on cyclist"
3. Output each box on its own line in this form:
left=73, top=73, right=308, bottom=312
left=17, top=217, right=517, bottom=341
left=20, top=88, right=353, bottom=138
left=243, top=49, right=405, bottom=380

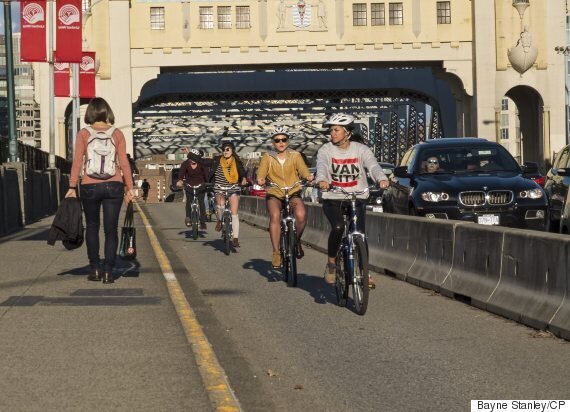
left=185, top=189, right=207, bottom=228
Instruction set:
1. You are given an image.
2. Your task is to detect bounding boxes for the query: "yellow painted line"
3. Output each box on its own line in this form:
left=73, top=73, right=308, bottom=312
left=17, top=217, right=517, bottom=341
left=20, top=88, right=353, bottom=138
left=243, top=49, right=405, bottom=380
left=134, top=202, right=241, bottom=412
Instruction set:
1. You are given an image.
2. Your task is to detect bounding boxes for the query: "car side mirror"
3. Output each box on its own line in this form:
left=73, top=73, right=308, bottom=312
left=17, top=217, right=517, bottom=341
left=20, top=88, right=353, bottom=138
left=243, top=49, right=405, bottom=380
left=522, top=161, right=539, bottom=175
left=556, top=168, right=570, bottom=176
left=393, top=166, right=410, bottom=178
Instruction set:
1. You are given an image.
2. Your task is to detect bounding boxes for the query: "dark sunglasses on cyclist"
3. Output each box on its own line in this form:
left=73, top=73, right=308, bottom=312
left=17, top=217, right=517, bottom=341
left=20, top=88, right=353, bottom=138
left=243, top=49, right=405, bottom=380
left=273, top=138, right=288, bottom=143
left=223, top=147, right=232, bottom=152
left=427, top=159, right=439, bottom=164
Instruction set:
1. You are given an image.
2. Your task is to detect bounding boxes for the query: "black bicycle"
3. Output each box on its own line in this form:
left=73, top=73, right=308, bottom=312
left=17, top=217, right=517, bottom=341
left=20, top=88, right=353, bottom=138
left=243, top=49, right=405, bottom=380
left=214, top=184, right=240, bottom=255
left=329, top=185, right=373, bottom=316
left=267, top=180, right=305, bottom=287
left=186, top=183, right=210, bottom=240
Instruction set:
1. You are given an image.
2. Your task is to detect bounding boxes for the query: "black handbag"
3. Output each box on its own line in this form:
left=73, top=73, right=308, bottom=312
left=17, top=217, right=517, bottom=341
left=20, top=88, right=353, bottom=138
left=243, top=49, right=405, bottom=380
left=119, top=201, right=137, bottom=260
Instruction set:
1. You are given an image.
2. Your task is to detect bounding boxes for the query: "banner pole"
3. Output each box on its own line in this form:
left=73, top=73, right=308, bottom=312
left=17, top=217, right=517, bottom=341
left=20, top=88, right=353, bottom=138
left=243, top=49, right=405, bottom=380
left=48, top=0, right=55, bottom=168
left=71, top=63, right=80, bottom=156
left=4, top=0, right=18, bottom=162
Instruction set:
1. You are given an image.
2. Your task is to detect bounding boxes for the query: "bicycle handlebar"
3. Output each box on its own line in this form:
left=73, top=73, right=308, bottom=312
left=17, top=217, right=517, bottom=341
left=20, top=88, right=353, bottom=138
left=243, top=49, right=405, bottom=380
left=328, top=184, right=374, bottom=197
left=266, top=180, right=306, bottom=191
left=214, top=184, right=241, bottom=191
left=185, top=183, right=212, bottom=190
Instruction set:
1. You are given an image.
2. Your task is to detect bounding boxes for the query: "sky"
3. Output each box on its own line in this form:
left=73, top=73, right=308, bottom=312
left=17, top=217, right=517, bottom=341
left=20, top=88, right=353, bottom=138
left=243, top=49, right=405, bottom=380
left=0, top=3, right=21, bottom=35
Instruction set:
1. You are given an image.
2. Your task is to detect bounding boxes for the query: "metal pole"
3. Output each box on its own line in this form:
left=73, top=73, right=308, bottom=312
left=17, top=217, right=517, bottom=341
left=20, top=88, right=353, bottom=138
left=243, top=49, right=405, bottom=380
left=48, top=0, right=55, bottom=168
left=71, top=63, right=80, bottom=156
left=4, top=0, right=17, bottom=162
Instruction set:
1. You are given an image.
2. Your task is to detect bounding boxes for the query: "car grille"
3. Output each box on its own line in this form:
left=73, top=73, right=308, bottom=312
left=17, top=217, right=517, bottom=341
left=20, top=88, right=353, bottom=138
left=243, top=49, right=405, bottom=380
left=459, top=190, right=513, bottom=206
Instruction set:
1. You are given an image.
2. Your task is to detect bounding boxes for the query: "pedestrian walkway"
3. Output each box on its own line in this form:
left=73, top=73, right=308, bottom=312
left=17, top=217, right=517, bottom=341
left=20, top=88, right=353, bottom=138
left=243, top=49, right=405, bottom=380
left=0, top=210, right=213, bottom=411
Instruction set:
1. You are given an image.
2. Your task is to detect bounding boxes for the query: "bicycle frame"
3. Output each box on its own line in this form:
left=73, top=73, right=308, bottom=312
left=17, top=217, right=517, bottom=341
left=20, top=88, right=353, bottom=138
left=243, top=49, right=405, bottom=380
left=214, top=184, right=240, bottom=254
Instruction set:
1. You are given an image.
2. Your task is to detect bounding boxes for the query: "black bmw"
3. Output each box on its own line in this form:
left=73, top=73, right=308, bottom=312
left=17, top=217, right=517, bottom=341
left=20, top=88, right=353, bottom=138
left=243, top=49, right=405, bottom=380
left=382, top=138, right=548, bottom=230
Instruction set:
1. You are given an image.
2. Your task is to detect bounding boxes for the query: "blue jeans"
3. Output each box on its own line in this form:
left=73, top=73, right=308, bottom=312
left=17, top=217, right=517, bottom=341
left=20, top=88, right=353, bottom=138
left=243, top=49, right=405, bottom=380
left=80, top=182, right=124, bottom=272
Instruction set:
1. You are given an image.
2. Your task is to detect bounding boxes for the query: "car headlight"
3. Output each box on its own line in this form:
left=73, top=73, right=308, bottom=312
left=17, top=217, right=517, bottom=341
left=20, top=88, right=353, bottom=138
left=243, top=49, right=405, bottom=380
left=421, top=192, right=450, bottom=202
left=519, top=188, right=543, bottom=199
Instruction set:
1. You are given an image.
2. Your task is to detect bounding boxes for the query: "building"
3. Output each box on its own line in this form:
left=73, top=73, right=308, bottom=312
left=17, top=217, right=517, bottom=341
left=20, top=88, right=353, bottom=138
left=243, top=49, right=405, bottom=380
left=36, top=0, right=566, bottom=171
left=0, top=33, right=42, bottom=147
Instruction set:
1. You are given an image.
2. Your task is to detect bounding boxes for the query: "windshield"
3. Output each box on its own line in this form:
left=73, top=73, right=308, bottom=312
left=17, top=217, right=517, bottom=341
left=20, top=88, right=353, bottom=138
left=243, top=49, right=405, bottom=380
left=417, top=146, right=520, bottom=174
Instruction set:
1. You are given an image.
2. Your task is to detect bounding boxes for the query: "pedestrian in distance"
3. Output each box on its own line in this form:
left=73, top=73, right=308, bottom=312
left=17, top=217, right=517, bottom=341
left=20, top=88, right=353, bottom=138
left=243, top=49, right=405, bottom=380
left=141, top=178, right=150, bottom=201
left=65, top=97, right=136, bottom=284
left=315, top=113, right=389, bottom=289
left=176, top=149, right=210, bottom=230
left=210, top=141, right=247, bottom=248
left=257, top=126, right=314, bottom=268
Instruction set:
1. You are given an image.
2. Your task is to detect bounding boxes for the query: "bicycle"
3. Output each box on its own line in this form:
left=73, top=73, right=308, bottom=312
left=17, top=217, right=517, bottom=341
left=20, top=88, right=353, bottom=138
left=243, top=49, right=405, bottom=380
left=266, top=180, right=306, bottom=287
left=185, top=183, right=210, bottom=240
left=328, top=185, right=374, bottom=316
left=214, top=184, right=241, bottom=255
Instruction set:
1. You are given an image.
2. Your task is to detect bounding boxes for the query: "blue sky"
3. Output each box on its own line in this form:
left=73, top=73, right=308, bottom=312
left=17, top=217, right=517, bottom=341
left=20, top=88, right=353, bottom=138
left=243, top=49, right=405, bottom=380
left=0, top=3, right=21, bottom=34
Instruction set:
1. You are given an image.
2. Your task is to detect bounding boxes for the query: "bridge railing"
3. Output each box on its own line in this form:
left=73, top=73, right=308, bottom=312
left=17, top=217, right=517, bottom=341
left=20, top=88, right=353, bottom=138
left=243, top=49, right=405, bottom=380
left=0, top=137, right=71, bottom=236
left=239, top=196, right=570, bottom=342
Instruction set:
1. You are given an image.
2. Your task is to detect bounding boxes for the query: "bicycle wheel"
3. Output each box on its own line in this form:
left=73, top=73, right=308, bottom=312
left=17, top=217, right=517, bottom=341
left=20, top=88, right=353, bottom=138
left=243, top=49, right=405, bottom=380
left=222, top=213, right=232, bottom=255
left=191, top=208, right=199, bottom=240
left=286, top=221, right=297, bottom=287
left=335, top=244, right=348, bottom=307
left=351, top=237, right=370, bottom=316
left=280, top=223, right=288, bottom=282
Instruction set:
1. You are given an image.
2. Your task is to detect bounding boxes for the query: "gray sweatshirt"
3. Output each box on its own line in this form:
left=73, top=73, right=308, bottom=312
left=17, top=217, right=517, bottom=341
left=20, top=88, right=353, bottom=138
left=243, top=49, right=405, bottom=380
left=315, top=141, right=388, bottom=200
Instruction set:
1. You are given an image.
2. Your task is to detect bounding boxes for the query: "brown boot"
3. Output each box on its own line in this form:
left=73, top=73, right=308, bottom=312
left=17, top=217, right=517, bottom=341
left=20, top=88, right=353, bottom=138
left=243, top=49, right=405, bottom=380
left=271, top=251, right=281, bottom=268
left=232, top=238, right=240, bottom=248
left=324, top=263, right=336, bottom=285
left=215, top=221, right=222, bottom=232
left=102, top=271, right=114, bottom=284
left=368, top=275, right=376, bottom=290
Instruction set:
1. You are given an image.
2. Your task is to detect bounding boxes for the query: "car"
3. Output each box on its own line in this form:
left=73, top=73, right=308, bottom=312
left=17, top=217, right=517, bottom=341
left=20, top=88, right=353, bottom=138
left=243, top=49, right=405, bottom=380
left=381, top=138, right=548, bottom=230
left=243, top=168, right=267, bottom=198
left=543, top=143, right=570, bottom=232
left=366, top=162, right=395, bottom=212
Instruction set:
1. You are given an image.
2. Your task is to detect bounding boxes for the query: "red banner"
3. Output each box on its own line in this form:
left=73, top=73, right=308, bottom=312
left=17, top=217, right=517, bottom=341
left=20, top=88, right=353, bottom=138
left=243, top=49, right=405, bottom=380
left=54, top=0, right=82, bottom=63
left=79, top=52, right=96, bottom=98
left=54, top=61, right=70, bottom=97
left=20, top=0, right=47, bottom=62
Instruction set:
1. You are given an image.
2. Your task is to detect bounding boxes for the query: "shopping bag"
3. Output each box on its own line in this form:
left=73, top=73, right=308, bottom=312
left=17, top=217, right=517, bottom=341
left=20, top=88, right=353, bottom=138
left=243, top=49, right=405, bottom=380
left=119, top=201, right=137, bottom=260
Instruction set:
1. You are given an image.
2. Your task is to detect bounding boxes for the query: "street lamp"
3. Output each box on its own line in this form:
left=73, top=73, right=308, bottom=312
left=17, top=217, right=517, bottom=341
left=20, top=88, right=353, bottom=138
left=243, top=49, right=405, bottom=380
left=555, top=45, right=570, bottom=143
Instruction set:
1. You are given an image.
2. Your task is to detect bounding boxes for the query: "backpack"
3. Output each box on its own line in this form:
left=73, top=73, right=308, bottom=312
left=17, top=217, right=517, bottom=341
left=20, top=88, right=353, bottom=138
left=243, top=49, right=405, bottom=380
left=84, top=126, right=117, bottom=180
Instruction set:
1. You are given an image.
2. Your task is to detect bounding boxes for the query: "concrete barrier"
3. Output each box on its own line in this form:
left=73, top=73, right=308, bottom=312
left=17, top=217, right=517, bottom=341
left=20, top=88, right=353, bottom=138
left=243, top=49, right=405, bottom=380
left=486, top=230, right=568, bottom=331
left=238, top=196, right=570, bottom=340
left=440, top=224, right=504, bottom=309
left=406, top=218, right=457, bottom=291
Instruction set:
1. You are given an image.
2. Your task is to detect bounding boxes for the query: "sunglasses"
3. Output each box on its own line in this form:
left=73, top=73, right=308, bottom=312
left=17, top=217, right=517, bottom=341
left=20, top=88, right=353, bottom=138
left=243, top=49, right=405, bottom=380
left=427, top=159, right=439, bottom=164
left=223, top=147, right=232, bottom=152
left=273, top=138, right=288, bottom=143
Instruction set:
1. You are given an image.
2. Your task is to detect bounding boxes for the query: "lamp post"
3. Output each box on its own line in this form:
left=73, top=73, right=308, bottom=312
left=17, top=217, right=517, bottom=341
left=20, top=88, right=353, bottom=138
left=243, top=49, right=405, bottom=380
left=3, top=0, right=17, bottom=162
left=555, top=45, right=570, bottom=143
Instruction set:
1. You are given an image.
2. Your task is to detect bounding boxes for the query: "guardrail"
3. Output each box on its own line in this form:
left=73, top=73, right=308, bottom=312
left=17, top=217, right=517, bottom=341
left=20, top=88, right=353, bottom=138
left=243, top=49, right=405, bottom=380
left=239, top=196, right=569, bottom=341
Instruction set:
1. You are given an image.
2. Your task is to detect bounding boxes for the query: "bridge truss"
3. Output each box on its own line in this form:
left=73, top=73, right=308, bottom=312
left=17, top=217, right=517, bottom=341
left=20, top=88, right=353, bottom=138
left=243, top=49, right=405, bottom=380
left=133, top=90, right=443, bottom=165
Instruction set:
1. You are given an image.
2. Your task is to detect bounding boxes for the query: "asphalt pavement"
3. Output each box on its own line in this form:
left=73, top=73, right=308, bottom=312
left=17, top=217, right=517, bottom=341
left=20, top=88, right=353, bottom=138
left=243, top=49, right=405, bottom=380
left=1, top=201, right=569, bottom=411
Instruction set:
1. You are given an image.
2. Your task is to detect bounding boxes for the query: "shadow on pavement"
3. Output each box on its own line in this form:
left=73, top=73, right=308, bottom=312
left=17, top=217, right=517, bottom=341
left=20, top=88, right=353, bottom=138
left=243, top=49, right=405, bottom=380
left=242, top=258, right=283, bottom=283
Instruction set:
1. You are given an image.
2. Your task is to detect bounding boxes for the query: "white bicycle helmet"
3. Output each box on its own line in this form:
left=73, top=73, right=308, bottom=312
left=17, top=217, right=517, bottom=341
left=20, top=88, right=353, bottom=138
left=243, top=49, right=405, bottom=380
left=270, top=125, right=290, bottom=139
left=323, top=113, right=355, bottom=128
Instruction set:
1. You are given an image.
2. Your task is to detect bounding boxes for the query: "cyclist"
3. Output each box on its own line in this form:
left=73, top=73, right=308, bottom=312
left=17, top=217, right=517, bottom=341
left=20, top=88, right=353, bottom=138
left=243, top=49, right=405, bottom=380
left=176, top=149, right=209, bottom=230
left=315, top=113, right=389, bottom=288
left=210, top=141, right=247, bottom=248
left=257, top=126, right=314, bottom=268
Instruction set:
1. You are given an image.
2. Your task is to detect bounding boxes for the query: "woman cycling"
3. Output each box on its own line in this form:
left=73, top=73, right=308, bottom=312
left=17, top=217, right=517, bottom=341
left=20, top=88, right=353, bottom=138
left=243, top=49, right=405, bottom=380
left=257, top=126, right=314, bottom=268
left=176, top=148, right=209, bottom=230
left=210, top=141, right=247, bottom=248
left=315, top=113, right=389, bottom=288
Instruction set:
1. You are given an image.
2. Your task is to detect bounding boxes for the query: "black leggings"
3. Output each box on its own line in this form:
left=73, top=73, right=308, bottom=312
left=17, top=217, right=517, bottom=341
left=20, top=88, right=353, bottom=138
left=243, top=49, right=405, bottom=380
left=80, top=182, right=124, bottom=272
left=322, top=199, right=366, bottom=258
left=185, top=189, right=207, bottom=223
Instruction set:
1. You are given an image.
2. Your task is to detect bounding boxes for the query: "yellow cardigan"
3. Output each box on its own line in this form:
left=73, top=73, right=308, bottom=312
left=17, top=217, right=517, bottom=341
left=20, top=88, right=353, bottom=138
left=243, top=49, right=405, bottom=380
left=257, top=150, right=311, bottom=198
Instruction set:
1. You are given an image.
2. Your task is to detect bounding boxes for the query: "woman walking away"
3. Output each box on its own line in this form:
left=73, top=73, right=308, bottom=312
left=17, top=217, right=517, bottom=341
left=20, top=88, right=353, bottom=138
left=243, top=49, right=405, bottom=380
left=256, top=126, right=313, bottom=268
left=66, top=97, right=136, bottom=284
left=210, top=141, right=247, bottom=248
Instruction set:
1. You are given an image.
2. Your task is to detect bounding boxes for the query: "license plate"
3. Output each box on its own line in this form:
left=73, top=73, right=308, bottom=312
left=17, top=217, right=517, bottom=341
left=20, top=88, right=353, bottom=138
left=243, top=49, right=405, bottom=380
left=477, top=214, right=499, bottom=225
left=372, top=206, right=383, bottom=213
